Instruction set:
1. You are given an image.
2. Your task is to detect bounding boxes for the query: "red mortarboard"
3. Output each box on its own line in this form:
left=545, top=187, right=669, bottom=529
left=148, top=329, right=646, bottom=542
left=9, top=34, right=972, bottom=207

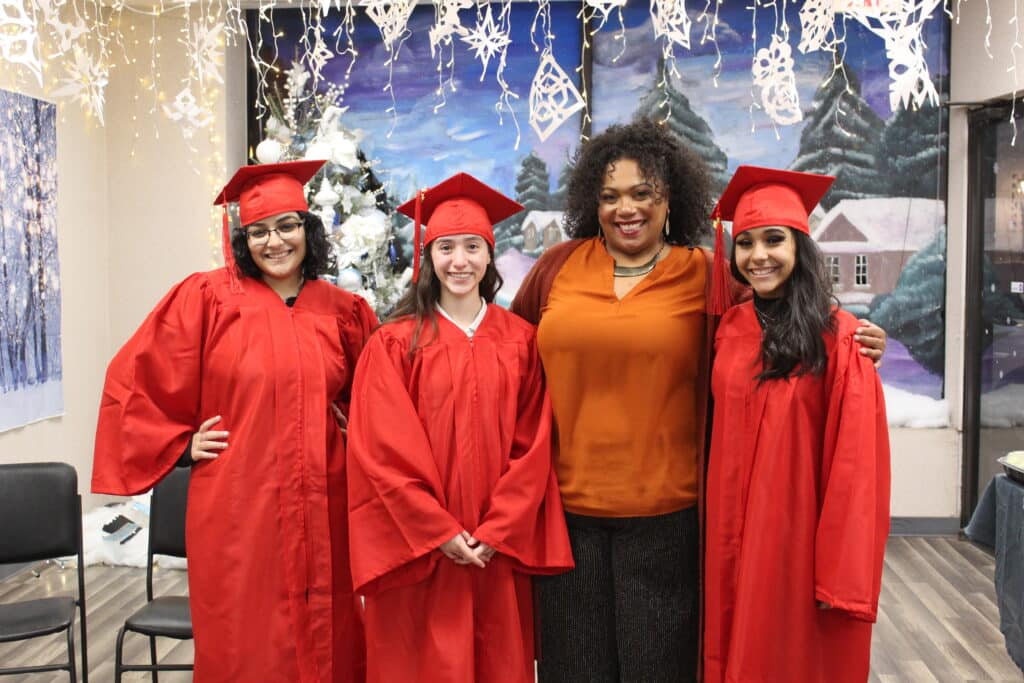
left=212, top=160, right=326, bottom=292
left=214, top=159, right=325, bottom=226
left=707, top=165, right=835, bottom=315
left=396, top=173, right=524, bottom=282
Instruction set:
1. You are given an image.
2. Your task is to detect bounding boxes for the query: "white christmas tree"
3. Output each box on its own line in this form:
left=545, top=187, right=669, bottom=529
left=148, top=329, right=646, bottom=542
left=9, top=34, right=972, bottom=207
left=256, top=63, right=410, bottom=316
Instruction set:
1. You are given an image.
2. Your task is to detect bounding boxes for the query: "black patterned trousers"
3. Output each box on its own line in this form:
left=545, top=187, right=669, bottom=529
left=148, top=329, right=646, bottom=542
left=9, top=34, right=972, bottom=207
left=536, top=506, right=700, bottom=683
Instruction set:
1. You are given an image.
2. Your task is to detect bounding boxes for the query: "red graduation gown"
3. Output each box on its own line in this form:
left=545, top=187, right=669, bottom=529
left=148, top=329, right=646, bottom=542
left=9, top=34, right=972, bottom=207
left=705, top=304, right=890, bottom=683
left=347, top=305, right=573, bottom=683
left=92, top=268, right=377, bottom=683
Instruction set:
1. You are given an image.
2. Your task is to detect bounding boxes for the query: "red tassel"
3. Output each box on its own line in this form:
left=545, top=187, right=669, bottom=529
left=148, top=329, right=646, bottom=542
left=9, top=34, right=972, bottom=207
left=412, top=190, right=424, bottom=283
left=222, top=207, right=243, bottom=294
left=708, top=216, right=733, bottom=316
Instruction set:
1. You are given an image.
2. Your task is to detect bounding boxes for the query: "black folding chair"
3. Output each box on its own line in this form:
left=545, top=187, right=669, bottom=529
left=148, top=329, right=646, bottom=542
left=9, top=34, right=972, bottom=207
left=0, top=462, right=88, bottom=682
left=114, top=467, right=191, bottom=682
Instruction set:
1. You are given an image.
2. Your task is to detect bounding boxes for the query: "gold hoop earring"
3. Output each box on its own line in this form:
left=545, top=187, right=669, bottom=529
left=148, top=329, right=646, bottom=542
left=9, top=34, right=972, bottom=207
left=663, top=214, right=671, bottom=238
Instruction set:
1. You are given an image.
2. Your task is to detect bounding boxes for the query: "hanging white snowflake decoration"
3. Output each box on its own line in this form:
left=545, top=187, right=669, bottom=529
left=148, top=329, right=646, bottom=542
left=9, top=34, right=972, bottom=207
left=585, top=0, right=628, bottom=28
left=650, top=0, right=691, bottom=72
left=461, top=3, right=512, bottom=79
left=361, top=0, right=417, bottom=51
left=797, top=0, right=836, bottom=54
left=306, top=22, right=336, bottom=84
left=752, top=34, right=803, bottom=126
left=0, top=0, right=43, bottom=84
left=529, top=49, right=585, bottom=142
left=51, top=44, right=108, bottom=123
left=844, top=0, right=942, bottom=111
left=36, top=0, right=87, bottom=58
left=163, top=86, right=214, bottom=138
left=430, top=0, right=472, bottom=55
left=184, top=19, right=225, bottom=89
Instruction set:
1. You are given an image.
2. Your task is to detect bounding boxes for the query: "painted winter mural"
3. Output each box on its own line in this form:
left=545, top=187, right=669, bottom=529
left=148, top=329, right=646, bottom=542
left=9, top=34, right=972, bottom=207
left=251, top=1, right=952, bottom=424
left=0, top=89, right=62, bottom=432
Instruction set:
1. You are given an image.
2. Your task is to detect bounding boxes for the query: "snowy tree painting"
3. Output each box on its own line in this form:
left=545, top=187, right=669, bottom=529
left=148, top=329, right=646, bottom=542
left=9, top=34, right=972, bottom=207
left=0, top=88, right=62, bottom=432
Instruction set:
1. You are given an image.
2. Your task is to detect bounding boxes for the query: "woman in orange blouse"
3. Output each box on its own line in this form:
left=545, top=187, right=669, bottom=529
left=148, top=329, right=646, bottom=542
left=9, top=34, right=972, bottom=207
left=511, top=118, right=887, bottom=683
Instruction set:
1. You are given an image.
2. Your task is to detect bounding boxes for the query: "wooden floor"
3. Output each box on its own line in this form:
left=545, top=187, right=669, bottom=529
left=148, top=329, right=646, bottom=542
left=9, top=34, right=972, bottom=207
left=0, top=537, right=1021, bottom=682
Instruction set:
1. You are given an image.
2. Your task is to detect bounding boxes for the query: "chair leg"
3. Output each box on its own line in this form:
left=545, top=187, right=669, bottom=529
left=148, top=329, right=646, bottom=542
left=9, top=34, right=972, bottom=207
left=67, top=622, right=77, bottom=683
left=149, top=635, right=159, bottom=683
left=79, top=597, right=89, bottom=683
left=114, top=627, right=127, bottom=683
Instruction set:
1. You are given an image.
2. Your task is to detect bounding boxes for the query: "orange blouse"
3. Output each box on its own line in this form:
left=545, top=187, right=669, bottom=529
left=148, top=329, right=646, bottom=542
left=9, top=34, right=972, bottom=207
left=536, top=238, right=707, bottom=517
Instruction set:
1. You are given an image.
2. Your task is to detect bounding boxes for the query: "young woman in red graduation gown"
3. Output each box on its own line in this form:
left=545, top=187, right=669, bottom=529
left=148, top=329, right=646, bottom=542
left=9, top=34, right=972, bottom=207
left=346, top=173, right=574, bottom=683
left=92, top=161, right=376, bottom=682
left=704, top=166, right=891, bottom=683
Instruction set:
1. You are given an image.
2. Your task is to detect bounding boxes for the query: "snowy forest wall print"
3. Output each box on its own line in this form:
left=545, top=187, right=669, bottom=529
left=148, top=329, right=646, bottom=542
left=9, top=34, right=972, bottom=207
left=0, top=89, right=62, bottom=432
left=251, top=0, right=950, bottom=425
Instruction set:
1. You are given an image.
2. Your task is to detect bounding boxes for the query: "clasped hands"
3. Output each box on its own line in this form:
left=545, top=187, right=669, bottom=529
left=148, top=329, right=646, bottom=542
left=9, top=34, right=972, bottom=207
left=439, top=530, right=496, bottom=569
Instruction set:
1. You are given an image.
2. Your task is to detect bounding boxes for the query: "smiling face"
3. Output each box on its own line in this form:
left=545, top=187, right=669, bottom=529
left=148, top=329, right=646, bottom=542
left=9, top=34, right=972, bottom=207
left=245, top=211, right=307, bottom=286
left=732, top=226, right=798, bottom=299
left=597, top=158, right=668, bottom=263
left=430, top=234, right=491, bottom=306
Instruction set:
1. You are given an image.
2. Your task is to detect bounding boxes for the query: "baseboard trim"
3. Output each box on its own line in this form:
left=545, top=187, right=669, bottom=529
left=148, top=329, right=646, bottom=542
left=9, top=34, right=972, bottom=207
left=889, top=517, right=961, bottom=536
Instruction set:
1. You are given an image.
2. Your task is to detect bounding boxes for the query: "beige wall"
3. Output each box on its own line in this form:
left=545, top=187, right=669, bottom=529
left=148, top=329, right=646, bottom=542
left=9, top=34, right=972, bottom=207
left=0, top=8, right=241, bottom=508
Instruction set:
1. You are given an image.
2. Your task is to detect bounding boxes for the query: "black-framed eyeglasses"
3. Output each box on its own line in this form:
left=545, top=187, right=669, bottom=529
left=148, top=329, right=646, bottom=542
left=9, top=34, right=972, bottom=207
left=246, top=220, right=304, bottom=244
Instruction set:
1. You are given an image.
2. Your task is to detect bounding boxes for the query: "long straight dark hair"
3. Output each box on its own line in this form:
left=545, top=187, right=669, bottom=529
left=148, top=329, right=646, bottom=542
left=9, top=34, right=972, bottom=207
left=731, top=230, right=837, bottom=380
left=386, top=242, right=504, bottom=356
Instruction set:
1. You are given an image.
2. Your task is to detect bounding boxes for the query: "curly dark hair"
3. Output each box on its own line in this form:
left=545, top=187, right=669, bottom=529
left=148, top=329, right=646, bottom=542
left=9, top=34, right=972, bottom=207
left=730, top=231, right=838, bottom=381
left=231, top=210, right=333, bottom=281
left=563, top=117, right=713, bottom=247
left=386, top=243, right=504, bottom=357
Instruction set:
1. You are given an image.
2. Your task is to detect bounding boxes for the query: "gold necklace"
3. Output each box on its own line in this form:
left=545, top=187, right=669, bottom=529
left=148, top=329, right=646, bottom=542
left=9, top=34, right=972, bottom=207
left=612, top=244, right=665, bottom=278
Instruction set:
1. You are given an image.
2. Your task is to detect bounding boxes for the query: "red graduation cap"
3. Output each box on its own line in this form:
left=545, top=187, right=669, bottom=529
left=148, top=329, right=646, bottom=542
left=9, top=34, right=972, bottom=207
left=397, top=172, right=524, bottom=282
left=212, top=160, right=326, bottom=292
left=707, top=165, right=835, bottom=315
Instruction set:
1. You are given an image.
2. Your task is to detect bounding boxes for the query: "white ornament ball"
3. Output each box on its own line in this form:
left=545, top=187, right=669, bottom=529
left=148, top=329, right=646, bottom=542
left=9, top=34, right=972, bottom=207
left=337, top=267, right=363, bottom=292
left=255, top=139, right=284, bottom=164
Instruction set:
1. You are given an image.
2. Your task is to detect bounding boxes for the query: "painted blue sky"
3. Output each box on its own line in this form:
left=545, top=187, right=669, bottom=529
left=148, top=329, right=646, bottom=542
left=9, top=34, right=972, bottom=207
left=264, top=4, right=583, bottom=203
left=590, top=0, right=950, bottom=171
left=261, top=1, right=949, bottom=195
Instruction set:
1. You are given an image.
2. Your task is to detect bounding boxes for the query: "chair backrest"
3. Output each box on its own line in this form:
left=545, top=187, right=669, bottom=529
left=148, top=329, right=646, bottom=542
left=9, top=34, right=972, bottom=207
left=0, top=462, right=80, bottom=564
left=149, top=467, right=189, bottom=559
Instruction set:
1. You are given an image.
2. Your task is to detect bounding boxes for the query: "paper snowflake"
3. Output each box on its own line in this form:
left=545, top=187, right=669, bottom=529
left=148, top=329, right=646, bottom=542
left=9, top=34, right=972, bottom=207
left=461, top=4, right=511, bottom=79
left=797, top=0, right=835, bottom=54
left=184, top=20, right=224, bottom=88
left=429, top=0, right=473, bottom=55
left=584, top=0, right=628, bottom=27
left=361, top=0, right=417, bottom=50
left=843, top=0, right=942, bottom=111
left=163, top=87, right=214, bottom=138
left=529, top=50, right=585, bottom=142
left=52, top=44, right=108, bottom=123
left=752, top=35, right=803, bottom=126
left=0, top=0, right=42, bottom=84
left=306, top=23, right=335, bottom=83
left=36, top=0, right=87, bottom=57
left=650, top=0, right=691, bottom=51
